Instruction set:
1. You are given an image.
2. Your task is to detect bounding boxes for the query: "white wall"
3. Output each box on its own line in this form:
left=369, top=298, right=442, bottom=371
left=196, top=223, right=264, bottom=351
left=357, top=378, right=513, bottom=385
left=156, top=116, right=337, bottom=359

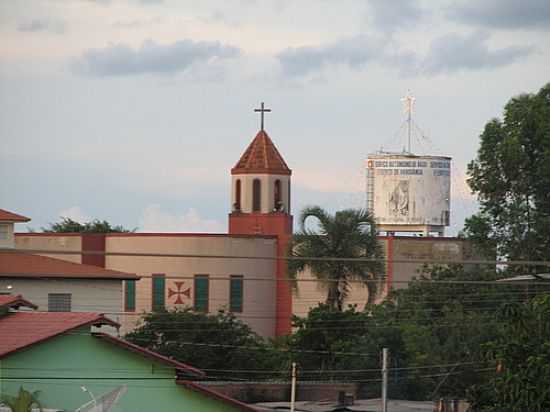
left=231, top=174, right=290, bottom=214
left=0, top=222, right=15, bottom=249
left=0, top=278, right=123, bottom=333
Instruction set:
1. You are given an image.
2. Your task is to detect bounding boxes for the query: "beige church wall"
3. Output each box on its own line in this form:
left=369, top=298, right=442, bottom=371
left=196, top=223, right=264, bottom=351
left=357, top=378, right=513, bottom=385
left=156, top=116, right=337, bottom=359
left=105, top=234, right=278, bottom=338
left=391, top=237, right=473, bottom=290
left=15, top=234, right=82, bottom=264
left=0, top=223, right=15, bottom=249
left=232, top=174, right=290, bottom=214
left=291, top=237, right=476, bottom=318
left=292, top=266, right=372, bottom=319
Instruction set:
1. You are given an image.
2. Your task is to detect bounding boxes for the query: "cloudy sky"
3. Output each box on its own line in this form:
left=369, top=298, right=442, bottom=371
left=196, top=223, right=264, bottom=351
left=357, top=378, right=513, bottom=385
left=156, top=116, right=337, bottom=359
left=1, top=0, right=549, bottom=235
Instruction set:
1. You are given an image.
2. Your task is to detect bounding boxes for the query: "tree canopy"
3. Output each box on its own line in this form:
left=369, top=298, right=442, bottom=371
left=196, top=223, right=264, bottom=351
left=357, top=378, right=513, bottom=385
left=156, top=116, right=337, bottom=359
left=465, top=82, right=550, bottom=271
left=289, top=207, right=385, bottom=310
left=125, top=308, right=284, bottom=379
left=468, top=295, right=550, bottom=411
left=41, top=217, right=135, bottom=233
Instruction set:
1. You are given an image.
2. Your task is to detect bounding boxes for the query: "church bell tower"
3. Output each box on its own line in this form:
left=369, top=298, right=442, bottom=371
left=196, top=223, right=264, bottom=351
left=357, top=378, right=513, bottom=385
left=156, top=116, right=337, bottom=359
left=228, top=102, right=293, bottom=336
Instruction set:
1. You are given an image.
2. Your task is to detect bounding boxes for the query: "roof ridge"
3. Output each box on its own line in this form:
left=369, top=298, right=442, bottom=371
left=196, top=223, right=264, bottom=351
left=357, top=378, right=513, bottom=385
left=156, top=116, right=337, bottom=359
left=0, top=312, right=118, bottom=358
left=92, top=333, right=205, bottom=377
left=0, top=209, right=31, bottom=222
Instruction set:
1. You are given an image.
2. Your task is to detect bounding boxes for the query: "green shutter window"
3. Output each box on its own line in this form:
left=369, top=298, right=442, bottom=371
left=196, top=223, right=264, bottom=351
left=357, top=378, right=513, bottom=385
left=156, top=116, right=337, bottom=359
left=194, top=275, right=209, bottom=312
left=230, top=275, right=243, bottom=312
left=125, top=280, right=136, bottom=312
left=152, top=274, right=165, bottom=312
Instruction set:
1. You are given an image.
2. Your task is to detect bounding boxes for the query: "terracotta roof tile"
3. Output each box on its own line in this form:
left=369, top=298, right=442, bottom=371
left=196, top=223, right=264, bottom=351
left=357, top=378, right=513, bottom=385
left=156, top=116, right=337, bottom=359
left=0, top=312, right=118, bottom=358
left=0, top=209, right=30, bottom=222
left=0, top=251, right=139, bottom=280
left=231, top=130, right=291, bottom=175
left=0, top=294, right=38, bottom=310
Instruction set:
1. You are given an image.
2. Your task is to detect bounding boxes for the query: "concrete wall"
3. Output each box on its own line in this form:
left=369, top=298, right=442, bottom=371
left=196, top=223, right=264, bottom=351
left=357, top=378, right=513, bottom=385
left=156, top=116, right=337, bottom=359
left=16, top=234, right=82, bottom=263
left=292, top=237, right=476, bottom=318
left=292, top=266, right=374, bottom=318
left=105, top=234, right=278, bottom=337
left=203, top=382, right=359, bottom=403
left=390, top=237, right=476, bottom=290
left=0, top=329, right=245, bottom=412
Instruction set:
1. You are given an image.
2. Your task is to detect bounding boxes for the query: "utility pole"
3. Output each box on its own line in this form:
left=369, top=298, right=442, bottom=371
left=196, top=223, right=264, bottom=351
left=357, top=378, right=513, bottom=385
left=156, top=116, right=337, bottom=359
left=290, top=362, right=297, bottom=412
left=382, top=348, right=388, bottom=412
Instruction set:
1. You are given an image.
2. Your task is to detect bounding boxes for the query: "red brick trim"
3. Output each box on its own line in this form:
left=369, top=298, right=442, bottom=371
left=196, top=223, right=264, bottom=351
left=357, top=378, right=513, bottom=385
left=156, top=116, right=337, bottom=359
left=81, top=234, right=106, bottom=267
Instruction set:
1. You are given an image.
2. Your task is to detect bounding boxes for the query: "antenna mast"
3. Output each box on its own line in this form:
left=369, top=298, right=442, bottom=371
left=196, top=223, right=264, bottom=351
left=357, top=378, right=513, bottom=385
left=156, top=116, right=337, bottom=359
left=401, top=91, right=416, bottom=153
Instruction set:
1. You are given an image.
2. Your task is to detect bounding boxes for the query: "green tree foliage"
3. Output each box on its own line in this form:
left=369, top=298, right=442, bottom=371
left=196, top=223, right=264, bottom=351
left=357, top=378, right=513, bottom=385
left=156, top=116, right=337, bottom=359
left=287, top=303, right=403, bottom=397
left=0, top=387, right=42, bottom=412
left=383, top=265, right=510, bottom=400
left=289, top=304, right=401, bottom=371
left=465, top=83, right=550, bottom=271
left=289, top=207, right=384, bottom=310
left=125, top=308, right=284, bottom=379
left=468, top=295, right=550, bottom=411
left=41, top=217, right=135, bottom=233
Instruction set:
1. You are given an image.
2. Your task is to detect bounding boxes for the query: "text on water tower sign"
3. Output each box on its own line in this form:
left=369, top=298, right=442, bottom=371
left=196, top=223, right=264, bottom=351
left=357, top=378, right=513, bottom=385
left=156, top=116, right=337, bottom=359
left=369, top=159, right=450, bottom=177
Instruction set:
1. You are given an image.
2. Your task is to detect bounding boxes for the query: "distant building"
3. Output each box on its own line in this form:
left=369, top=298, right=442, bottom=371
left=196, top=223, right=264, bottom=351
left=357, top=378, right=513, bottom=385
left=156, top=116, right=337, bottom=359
left=0, top=209, right=138, bottom=330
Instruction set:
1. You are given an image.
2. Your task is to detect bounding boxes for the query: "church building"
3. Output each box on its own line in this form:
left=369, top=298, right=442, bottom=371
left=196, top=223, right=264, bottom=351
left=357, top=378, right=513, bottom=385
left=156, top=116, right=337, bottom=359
left=13, top=104, right=477, bottom=337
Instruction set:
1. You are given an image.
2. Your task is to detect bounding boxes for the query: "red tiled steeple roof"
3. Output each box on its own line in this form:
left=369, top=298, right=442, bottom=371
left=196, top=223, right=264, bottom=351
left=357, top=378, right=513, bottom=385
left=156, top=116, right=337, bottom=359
left=231, top=130, right=291, bottom=175
left=0, top=209, right=30, bottom=222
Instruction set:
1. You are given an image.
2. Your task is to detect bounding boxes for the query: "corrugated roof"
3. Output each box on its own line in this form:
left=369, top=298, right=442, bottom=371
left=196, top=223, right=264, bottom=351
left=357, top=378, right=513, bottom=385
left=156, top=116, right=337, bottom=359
left=231, top=130, right=291, bottom=176
left=0, top=312, right=118, bottom=358
left=0, top=209, right=30, bottom=222
left=0, top=251, right=139, bottom=280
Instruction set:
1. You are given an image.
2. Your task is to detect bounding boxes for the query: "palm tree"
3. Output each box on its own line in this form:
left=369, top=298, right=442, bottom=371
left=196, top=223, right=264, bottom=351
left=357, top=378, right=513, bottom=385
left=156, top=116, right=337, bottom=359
left=0, top=387, right=42, bottom=412
left=288, top=206, right=384, bottom=311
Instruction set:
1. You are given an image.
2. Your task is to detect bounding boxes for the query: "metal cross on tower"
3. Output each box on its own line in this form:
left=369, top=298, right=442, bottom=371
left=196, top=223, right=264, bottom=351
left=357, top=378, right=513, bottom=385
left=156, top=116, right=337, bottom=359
left=254, top=102, right=271, bottom=131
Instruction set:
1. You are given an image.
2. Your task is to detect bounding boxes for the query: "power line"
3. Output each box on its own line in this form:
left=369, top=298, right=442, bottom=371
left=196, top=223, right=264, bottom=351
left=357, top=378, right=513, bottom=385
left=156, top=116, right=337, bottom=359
left=3, top=247, right=550, bottom=267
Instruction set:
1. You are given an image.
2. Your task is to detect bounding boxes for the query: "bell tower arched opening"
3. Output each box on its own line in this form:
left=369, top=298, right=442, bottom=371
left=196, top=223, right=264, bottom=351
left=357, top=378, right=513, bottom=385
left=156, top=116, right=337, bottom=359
left=234, top=179, right=242, bottom=212
left=252, top=179, right=261, bottom=212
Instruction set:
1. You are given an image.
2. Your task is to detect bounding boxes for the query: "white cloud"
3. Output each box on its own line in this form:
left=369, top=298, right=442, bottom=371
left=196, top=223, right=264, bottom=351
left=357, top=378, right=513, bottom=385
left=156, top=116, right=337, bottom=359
left=139, top=205, right=225, bottom=233
left=72, top=38, right=240, bottom=76
left=57, top=206, right=90, bottom=223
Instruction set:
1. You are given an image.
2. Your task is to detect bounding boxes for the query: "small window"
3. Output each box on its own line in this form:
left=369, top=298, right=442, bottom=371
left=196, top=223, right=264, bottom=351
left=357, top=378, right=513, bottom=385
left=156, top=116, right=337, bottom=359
left=229, top=275, right=243, bottom=312
left=194, top=275, right=209, bottom=312
left=274, top=180, right=281, bottom=211
left=235, top=179, right=242, bottom=211
left=0, top=224, right=8, bottom=240
left=152, top=274, right=165, bottom=312
left=125, top=280, right=136, bottom=312
left=252, top=179, right=261, bottom=212
left=48, top=293, right=72, bottom=312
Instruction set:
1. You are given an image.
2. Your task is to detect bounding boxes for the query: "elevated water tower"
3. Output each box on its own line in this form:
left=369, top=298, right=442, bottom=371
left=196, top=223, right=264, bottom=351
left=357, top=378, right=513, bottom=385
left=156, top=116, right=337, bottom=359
left=366, top=93, right=451, bottom=236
